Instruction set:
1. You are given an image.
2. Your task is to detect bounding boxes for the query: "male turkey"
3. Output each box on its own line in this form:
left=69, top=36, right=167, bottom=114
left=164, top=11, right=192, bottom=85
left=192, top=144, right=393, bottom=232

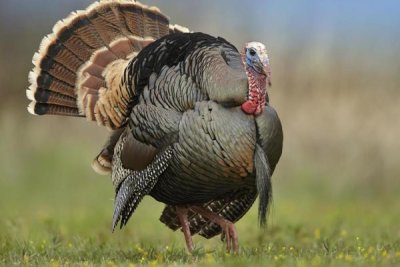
left=26, top=0, right=283, bottom=252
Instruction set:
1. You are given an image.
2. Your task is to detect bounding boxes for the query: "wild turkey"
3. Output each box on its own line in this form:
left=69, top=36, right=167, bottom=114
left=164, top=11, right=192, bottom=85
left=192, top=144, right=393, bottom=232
left=26, top=0, right=283, bottom=252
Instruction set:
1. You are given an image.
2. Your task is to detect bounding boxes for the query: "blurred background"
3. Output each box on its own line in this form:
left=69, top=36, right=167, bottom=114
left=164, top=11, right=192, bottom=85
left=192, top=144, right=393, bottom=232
left=0, top=0, right=399, bottom=251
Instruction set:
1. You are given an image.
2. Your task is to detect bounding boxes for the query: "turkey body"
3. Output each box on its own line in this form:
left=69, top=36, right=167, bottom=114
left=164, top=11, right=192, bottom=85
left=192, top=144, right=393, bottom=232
left=26, top=0, right=283, bottom=251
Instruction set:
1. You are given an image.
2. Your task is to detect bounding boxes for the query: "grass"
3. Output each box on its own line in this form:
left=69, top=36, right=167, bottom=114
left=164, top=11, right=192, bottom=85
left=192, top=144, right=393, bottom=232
left=0, top=114, right=399, bottom=266
left=1, top=184, right=399, bottom=267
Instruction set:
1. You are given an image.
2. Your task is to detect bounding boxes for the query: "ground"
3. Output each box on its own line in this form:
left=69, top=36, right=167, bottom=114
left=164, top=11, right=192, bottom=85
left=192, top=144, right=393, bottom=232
left=0, top=131, right=399, bottom=266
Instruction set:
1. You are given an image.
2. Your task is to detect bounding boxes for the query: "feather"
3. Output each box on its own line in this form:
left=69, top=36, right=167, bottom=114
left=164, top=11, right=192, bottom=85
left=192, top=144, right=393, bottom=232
left=254, top=144, right=272, bottom=226
left=111, top=133, right=173, bottom=231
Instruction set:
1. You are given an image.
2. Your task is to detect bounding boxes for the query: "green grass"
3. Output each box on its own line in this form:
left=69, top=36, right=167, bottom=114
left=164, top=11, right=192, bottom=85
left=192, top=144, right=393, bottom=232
left=1, top=188, right=399, bottom=267
left=0, top=116, right=399, bottom=266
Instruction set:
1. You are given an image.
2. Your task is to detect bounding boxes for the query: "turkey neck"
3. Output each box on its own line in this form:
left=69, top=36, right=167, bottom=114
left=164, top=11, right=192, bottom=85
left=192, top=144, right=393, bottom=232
left=241, top=66, right=268, bottom=116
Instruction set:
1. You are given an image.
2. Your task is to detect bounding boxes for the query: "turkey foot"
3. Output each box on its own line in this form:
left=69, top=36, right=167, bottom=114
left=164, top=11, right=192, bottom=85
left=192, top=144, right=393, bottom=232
left=176, top=206, right=194, bottom=252
left=191, top=206, right=239, bottom=253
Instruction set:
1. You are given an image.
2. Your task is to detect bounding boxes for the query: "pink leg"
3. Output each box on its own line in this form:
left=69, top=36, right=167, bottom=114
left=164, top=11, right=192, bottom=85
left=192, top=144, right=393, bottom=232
left=191, top=206, right=239, bottom=253
left=176, top=206, right=194, bottom=252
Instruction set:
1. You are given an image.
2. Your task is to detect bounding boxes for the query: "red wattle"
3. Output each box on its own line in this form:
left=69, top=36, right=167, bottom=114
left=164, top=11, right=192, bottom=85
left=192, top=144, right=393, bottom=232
left=241, top=100, right=258, bottom=114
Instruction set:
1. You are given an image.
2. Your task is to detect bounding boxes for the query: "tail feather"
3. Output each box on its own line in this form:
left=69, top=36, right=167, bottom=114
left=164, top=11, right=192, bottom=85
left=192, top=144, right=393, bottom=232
left=27, top=0, right=189, bottom=129
left=37, top=56, right=77, bottom=86
left=28, top=102, right=81, bottom=117
left=27, top=88, right=77, bottom=108
left=55, top=23, right=94, bottom=61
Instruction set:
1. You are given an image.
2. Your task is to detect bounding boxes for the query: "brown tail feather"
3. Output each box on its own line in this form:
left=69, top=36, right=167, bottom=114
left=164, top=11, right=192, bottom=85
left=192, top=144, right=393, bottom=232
left=27, top=88, right=77, bottom=108
left=28, top=102, right=81, bottom=117
left=27, top=0, right=189, bottom=128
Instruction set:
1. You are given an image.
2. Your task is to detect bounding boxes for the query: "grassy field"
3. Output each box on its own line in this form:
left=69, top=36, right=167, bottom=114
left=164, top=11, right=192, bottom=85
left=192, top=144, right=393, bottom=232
left=0, top=112, right=399, bottom=267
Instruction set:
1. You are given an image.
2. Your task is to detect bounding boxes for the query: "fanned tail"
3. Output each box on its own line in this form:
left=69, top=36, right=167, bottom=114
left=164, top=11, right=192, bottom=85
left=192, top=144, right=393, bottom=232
left=27, top=0, right=189, bottom=129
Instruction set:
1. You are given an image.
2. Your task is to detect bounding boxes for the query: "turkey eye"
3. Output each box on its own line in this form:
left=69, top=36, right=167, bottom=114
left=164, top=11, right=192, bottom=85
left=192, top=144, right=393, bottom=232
left=249, top=49, right=256, bottom=56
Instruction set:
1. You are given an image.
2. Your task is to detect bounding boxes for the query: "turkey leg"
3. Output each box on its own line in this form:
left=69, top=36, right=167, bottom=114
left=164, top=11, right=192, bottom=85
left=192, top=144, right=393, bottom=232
left=191, top=206, right=239, bottom=253
left=176, top=206, right=194, bottom=252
